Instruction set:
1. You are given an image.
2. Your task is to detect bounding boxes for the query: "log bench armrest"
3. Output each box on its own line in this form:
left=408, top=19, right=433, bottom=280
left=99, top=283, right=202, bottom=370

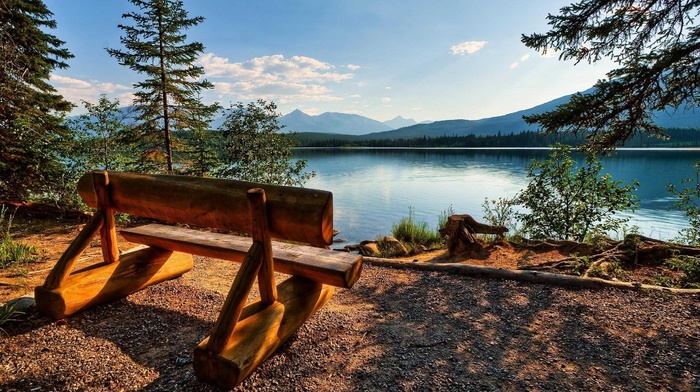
left=121, top=224, right=362, bottom=289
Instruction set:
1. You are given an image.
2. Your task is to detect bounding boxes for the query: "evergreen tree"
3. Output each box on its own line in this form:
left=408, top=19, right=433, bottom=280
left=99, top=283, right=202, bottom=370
left=107, top=0, right=219, bottom=173
left=0, top=0, right=73, bottom=201
left=522, top=1, right=700, bottom=153
left=216, top=100, right=314, bottom=186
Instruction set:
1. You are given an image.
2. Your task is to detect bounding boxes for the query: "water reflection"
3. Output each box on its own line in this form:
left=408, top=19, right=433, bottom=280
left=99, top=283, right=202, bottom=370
left=294, top=148, right=699, bottom=245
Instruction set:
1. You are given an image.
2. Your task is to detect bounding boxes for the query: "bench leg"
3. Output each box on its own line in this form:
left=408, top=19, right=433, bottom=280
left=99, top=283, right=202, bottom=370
left=35, top=246, right=193, bottom=319
left=193, top=276, right=334, bottom=389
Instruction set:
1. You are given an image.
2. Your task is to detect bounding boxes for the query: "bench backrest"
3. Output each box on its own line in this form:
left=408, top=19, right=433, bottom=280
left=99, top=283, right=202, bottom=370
left=77, top=171, right=334, bottom=247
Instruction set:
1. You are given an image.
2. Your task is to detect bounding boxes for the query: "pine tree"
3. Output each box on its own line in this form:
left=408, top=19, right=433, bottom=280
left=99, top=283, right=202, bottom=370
left=107, top=0, right=219, bottom=173
left=0, top=0, right=74, bottom=201
left=522, top=1, right=700, bottom=153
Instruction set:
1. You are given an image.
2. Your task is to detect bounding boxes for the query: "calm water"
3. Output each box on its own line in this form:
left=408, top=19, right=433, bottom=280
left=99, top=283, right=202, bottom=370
left=293, top=148, right=700, bottom=246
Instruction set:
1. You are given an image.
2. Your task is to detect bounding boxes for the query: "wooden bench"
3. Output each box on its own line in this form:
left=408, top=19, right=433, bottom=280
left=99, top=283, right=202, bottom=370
left=35, top=170, right=362, bottom=389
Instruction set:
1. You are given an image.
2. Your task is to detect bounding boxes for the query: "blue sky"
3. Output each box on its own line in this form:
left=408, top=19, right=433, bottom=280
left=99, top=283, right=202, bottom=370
left=44, top=0, right=613, bottom=122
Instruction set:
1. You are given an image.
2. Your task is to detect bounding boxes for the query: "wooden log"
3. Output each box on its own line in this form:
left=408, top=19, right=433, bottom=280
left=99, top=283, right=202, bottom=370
left=35, top=246, right=193, bottom=319
left=77, top=171, right=334, bottom=247
left=193, top=276, right=334, bottom=389
left=93, top=171, right=119, bottom=264
left=43, top=213, right=104, bottom=290
left=247, top=189, right=277, bottom=305
left=362, top=257, right=700, bottom=294
left=121, top=224, right=363, bottom=288
left=206, top=241, right=264, bottom=354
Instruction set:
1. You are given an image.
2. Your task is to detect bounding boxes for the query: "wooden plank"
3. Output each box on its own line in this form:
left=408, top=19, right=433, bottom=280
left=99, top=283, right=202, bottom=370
left=121, top=224, right=363, bottom=288
left=193, top=276, right=334, bottom=389
left=247, top=188, right=277, bottom=305
left=206, top=241, right=264, bottom=354
left=35, top=246, right=193, bottom=319
left=77, top=171, right=334, bottom=247
left=43, top=213, right=104, bottom=290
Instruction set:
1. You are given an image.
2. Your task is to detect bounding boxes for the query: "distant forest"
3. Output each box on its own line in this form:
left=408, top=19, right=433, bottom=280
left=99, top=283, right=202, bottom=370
left=295, top=128, right=700, bottom=148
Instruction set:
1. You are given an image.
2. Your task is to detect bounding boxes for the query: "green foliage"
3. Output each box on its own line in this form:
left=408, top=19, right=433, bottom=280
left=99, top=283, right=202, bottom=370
left=59, top=96, right=139, bottom=207
left=522, top=1, right=700, bottom=153
left=437, top=205, right=454, bottom=232
left=515, top=144, right=638, bottom=242
left=0, top=0, right=74, bottom=201
left=482, top=197, right=518, bottom=233
left=666, top=255, right=700, bottom=288
left=668, top=162, right=700, bottom=246
left=0, top=303, right=24, bottom=335
left=107, top=0, right=219, bottom=173
left=180, top=127, right=221, bottom=177
left=570, top=254, right=592, bottom=276
left=216, top=100, right=314, bottom=186
left=0, top=206, right=39, bottom=269
left=391, top=207, right=442, bottom=249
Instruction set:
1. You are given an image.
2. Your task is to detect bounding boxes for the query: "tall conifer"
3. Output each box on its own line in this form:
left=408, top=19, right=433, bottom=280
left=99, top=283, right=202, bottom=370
left=0, top=0, right=73, bottom=201
left=522, top=1, right=700, bottom=153
left=107, top=0, right=218, bottom=173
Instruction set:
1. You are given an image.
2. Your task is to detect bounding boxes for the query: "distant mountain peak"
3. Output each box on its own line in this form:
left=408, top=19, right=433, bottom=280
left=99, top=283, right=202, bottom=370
left=279, top=110, right=391, bottom=135
left=383, top=116, right=417, bottom=130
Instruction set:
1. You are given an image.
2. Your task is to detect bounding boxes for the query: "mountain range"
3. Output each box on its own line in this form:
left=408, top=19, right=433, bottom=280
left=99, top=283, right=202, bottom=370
left=278, top=90, right=699, bottom=140
left=278, top=110, right=420, bottom=135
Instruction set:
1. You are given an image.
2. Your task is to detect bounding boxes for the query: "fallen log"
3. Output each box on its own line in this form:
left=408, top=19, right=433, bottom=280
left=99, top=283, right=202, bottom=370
left=361, top=257, right=700, bottom=294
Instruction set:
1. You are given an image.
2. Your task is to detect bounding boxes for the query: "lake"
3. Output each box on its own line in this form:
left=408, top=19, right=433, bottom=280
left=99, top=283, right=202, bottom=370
left=293, top=148, right=700, bottom=246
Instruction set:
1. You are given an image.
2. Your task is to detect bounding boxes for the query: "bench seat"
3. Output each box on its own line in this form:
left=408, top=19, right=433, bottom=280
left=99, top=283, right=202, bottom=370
left=121, top=223, right=362, bottom=289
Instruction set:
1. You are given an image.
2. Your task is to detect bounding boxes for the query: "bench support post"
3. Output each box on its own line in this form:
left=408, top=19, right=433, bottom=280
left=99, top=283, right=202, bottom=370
left=193, top=188, right=334, bottom=389
left=35, top=171, right=193, bottom=319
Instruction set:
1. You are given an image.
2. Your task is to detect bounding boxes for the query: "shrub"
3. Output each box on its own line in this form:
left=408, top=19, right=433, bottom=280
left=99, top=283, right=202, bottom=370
left=0, top=303, right=23, bottom=335
left=515, top=144, right=638, bottom=242
left=0, top=206, right=39, bottom=269
left=482, top=197, right=518, bottom=233
left=666, top=255, right=700, bottom=288
left=392, top=207, right=442, bottom=248
left=668, top=162, right=700, bottom=246
left=437, top=205, right=454, bottom=232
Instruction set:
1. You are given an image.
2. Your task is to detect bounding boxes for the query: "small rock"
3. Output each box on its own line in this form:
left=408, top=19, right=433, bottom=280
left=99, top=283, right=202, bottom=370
left=383, top=235, right=408, bottom=257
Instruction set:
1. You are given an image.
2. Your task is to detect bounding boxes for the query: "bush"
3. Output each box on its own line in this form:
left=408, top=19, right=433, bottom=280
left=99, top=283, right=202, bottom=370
left=437, top=205, right=454, bottom=232
left=515, top=144, right=638, bottom=242
left=0, top=303, right=23, bottom=335
left=0, top=206, right=39, bottom=269
left=392, top=207, right=442, bottom=248
left=666, top=255, right=700, bottom=288
left=668, top=162, right=700, bottom=246
left=482, top=197, right=518, bottom=233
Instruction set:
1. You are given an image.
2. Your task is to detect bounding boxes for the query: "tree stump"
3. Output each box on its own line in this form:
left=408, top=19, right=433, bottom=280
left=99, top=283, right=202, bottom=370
left=439, top=214, right=508, bottom=255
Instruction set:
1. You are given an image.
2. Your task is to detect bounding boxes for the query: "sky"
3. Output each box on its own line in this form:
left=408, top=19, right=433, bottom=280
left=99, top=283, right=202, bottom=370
left=43, top=0, right=614, bottom=122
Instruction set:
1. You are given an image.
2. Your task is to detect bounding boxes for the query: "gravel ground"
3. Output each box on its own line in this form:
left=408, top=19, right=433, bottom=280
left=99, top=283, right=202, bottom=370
left=1, top=258, right=699, bottom=391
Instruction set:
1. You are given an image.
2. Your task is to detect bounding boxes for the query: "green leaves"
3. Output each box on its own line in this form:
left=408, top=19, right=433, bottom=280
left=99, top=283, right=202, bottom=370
left=216, top=100, right=314, bottom=186
left=522, top=0, right=700, bottom=153
left=515, top=144, right=639, bottom=242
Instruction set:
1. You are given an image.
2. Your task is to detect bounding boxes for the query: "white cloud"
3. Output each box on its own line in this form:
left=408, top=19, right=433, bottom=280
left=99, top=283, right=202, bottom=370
left=450, top=41, right=487, bottom=55
left=510, top=53, right=532, bottom=69
left=346, top=64, right=361, bottom=70
left=349, top=94, right=361, bottom=98
left=385, top=86, right=392, bottom=90
left=198, top=53, right=355, bottom=103
left=382, top=97, right=392, bottom=102
left=50, top=74, right=133, bottom=108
